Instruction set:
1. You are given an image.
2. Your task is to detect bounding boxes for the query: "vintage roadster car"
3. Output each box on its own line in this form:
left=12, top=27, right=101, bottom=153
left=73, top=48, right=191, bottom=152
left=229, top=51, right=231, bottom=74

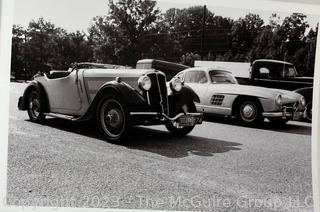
left=172, top=67, right=307, bottom=125
left=18, top=63, right=203, bottom=142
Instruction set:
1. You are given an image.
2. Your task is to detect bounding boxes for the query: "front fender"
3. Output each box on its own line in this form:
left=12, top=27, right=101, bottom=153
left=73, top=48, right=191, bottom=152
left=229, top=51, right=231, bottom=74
left=294, top=87, right=313, bottom=102
left=168, top=85, right=200, bottom=116
left=180, top=85, right=200, bottom=103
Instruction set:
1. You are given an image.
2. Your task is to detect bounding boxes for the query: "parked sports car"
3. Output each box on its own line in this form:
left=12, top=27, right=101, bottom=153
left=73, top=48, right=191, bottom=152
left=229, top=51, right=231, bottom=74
left=172, top=67, right=307, bottom=125
left=18, top=63, right=203, bottom=143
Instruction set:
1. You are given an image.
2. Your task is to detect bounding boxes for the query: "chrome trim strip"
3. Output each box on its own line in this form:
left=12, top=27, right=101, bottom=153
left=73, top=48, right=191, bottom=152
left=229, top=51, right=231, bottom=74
left=146, top=91, right=150, bottom=105
left=130, top=112, right=158, bottom=115
left=44, top=112, right=78, bottom=121
left=262, top=112, right=304, bottom=117
left=196, top=104, right=232, bottom=111
left=155, top=72, right=165, bottom=114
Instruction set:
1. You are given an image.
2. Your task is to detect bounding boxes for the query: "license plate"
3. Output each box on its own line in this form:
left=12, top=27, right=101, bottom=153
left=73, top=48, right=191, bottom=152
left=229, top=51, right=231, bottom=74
left=179, top=115, right=196, bottom=127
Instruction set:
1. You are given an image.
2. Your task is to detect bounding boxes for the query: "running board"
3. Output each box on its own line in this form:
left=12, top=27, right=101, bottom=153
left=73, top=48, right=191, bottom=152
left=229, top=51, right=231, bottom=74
left=44, top=112, right=80, bottom=121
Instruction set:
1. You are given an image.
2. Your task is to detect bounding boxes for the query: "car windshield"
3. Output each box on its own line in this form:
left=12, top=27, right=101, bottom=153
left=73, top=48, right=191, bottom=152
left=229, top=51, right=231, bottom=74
left=209, top=71, right=237, bottom=84
left=279, top=65, right=297, bottom=78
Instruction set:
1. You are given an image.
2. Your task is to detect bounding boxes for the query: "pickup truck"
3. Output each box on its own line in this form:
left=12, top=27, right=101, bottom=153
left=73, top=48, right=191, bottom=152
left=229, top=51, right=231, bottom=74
left=195, top=59, right=314, bottom=121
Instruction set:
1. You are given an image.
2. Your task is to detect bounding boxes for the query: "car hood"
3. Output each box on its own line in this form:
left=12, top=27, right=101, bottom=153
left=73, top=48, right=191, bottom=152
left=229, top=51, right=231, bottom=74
left=83, top=68, right=153, bottom=78
left=83, top=68, right=158, bottom=91
left=210, top=84, right=303, bottom=102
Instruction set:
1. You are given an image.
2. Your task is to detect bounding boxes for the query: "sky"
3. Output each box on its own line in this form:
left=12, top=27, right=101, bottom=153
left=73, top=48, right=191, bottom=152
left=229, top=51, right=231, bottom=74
left=13, top=0, right=320, bottom=33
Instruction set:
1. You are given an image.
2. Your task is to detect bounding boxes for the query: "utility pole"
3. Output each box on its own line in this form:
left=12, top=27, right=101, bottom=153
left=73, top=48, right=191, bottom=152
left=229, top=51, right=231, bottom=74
left=200, top=5, right=206, bottom=60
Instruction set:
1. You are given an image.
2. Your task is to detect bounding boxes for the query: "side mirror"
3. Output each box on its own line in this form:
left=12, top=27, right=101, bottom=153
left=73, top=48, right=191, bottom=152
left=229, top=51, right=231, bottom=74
left=259, top=67, right=270, bottom=78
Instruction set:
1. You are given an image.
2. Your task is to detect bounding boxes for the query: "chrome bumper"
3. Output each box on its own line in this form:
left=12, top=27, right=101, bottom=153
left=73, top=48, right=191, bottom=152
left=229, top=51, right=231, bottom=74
left=130, top=112, right=203, bottom=124
left=262, top=106, right=307, bottom=120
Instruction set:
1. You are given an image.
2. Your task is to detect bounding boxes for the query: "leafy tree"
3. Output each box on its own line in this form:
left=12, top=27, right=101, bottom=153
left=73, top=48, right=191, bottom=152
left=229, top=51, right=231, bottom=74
left=269, top=13, right=282, bottom=29
left=107, top=0, right=161, bottom=65
left=250, top=25, right=284, bottom=61
left=25, top=18, right=67, bottom=74
left=60, top=31, right=93, bottom=66
left=10, top=5, right=318, bottom=79
left=160, top=6, right=233, bottom=61
left=88, top=16, right=119, bottom=63
left=302, top=26, right=317, bottom=76
left=11, top=25, right=25, bottom=79
left=281, top=13, right=309, bottom=42
left=231, top=13, right=264, bottom=55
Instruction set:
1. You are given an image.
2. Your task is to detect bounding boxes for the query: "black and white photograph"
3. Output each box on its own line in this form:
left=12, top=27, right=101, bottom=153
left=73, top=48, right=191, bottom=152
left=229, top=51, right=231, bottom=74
left=2, top=0, right=320, bottom=211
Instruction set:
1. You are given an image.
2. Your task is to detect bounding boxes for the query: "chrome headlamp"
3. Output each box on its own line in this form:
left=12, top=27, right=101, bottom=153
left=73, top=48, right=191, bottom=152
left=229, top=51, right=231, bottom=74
left=300, top=96, right=306, bottom=107
left=276, top=94, right=282, bottom=106
left=170, top=78, right=183, bottom=92
left=138, top=75, right=152, bottom=91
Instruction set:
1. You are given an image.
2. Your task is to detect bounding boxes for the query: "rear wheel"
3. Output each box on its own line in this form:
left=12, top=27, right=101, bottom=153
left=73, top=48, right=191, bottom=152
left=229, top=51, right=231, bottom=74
left=27, top=90, right=45, bottom=122
left=96, top=94, right=129, bottom=143
left=165, top=102, right=196, bottom=136
left=237, top=98, right=263, bottom=126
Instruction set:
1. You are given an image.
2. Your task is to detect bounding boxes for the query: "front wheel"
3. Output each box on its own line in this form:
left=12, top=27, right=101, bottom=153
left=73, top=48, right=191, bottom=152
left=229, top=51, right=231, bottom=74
left=96, top=94, right=129, bottom=143
left=27, top=90, right=45, bottom=122
left=165, top=102, right=196, bottom=136
left=237, top=99, right=263, bottom=126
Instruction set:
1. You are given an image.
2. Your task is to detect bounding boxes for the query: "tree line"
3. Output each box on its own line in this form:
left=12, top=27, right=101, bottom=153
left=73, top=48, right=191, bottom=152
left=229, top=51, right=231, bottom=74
left=11, top=0, right=318, bottom=79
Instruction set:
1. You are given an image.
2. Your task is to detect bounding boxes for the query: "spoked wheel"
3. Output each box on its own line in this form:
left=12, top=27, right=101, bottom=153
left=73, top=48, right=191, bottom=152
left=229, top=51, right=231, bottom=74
left=27, top=90, right=45, bottom=122
left=96, top=95, right=128, bottom=143
left=305, top=101, right=312, bottom=122
left=165, top=102, right=196, bottom=136
left=237, top=99, right=263, bottom=126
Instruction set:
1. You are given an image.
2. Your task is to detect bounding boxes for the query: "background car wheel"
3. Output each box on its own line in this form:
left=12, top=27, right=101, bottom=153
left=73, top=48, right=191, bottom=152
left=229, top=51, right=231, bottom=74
left=237, top=98, right=263, bottom=126
left=305, top=101, right=312, bottom=122
left=27, top=90, right=45, bottom=122
left=96, top=94, right=129, bottom=143
left=268, top=117, right=289, bottom=126
left=165, top=102, right=196, bottom=136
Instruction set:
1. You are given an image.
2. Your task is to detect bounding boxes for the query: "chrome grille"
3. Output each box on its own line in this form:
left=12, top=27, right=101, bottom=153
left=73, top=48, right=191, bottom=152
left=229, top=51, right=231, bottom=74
left=211, top=95, right=224, bottom=106
left=144, top=72, right=169, bottom=115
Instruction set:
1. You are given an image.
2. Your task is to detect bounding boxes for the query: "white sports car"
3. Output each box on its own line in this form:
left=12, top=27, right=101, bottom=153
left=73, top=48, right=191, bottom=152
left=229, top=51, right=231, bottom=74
left=171, top=67, right=307, bottom=125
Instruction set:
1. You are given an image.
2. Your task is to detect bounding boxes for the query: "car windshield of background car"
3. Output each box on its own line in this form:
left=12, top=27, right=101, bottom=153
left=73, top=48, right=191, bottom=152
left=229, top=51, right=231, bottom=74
left=280, top=64, right=297, bottom=78
left=210, top=72, right=236, bottom=84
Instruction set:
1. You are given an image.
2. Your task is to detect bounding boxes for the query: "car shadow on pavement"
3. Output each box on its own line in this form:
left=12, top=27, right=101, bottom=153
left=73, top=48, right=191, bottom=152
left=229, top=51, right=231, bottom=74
left=204, top=115, right=311, bottom=136
left=124, top=127, right=242, bottom=158
left=33, top=118, right=242, bottom=158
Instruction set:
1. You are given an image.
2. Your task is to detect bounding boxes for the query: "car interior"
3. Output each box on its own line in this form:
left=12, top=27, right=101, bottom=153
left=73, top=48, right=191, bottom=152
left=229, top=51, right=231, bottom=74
left=46, top=63, right=131, bottom=79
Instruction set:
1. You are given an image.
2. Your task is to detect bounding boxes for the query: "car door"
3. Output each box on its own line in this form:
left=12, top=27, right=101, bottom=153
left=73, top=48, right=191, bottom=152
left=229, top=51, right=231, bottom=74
left=42, top=70, right=83, bottom=115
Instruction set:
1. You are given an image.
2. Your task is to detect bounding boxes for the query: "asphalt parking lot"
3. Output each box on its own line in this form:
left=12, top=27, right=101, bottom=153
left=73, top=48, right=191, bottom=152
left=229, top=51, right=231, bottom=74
left=6, top=82, right=313, bottom=211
